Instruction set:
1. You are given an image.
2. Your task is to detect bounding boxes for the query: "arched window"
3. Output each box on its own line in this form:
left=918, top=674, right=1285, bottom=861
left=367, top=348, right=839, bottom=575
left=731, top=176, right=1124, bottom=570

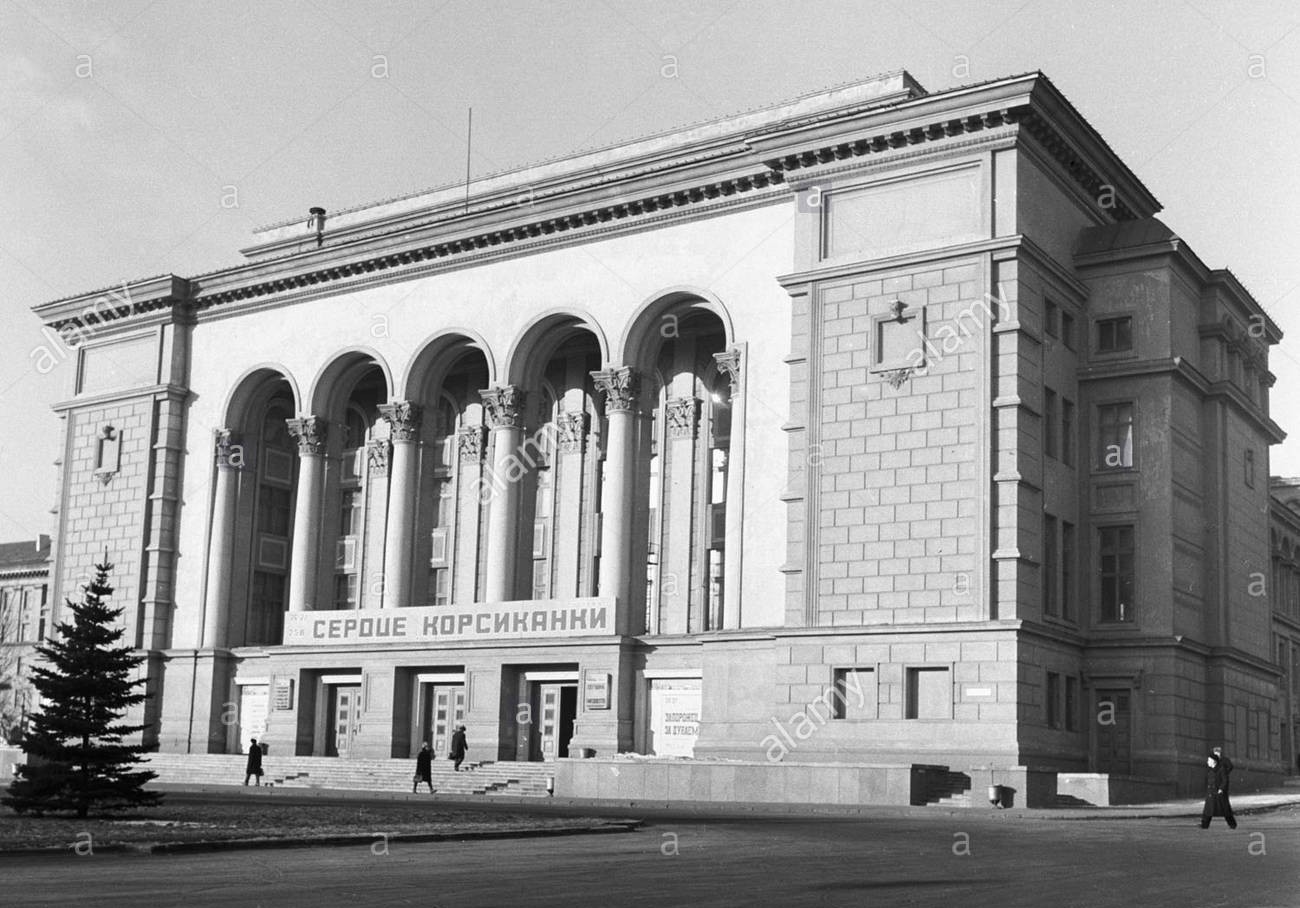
left=246, top=398, right=295, bottom=644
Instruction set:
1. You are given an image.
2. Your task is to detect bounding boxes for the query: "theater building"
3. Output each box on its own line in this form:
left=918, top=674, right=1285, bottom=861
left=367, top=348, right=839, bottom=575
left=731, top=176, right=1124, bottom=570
left=29, top=70, right=1292, bottom=799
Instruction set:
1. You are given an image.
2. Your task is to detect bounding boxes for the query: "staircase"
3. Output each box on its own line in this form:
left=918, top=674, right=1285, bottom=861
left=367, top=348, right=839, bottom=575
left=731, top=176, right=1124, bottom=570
left=141, top=753, right=553, bottom=797
left=921, top=769, right=973, bottom=807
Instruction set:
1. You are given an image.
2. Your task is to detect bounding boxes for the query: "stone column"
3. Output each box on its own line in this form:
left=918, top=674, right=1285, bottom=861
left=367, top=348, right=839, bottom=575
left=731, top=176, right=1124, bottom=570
left=454, top=425, right=488, bottom=602
left=714, top=347, right=745, bottom=630
left=379, top=401, right=421, bottom=608
left=202, top=428, right=240, bottom=648
left=481, top=386, right=527, bottom=602
left=286, top=416, right=327, bottom=612
left=362, top=438, right=391, bottom=609
left=592, top=367, right=639, bottom=630
left=661, top=396, right=701, bottom=635
left=552, top=411, right=589, bottom=598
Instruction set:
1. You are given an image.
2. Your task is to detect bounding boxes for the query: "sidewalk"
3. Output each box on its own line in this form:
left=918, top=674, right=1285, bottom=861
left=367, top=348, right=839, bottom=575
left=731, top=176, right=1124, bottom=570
left=149, top=781, right=1300, bottom=822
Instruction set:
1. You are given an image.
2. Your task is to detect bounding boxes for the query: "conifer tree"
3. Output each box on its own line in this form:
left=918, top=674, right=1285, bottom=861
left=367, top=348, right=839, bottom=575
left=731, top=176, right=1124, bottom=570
left=2, top=557, right=160, bottom=817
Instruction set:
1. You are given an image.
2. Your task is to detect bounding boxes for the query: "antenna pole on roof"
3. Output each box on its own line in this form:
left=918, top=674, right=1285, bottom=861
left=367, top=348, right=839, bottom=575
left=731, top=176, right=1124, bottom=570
left=464, top=107, right=472, bottom=214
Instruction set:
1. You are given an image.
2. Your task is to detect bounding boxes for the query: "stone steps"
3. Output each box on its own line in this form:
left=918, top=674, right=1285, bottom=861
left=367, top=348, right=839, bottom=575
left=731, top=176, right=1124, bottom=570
left=141, top=754, right=553, bottom=797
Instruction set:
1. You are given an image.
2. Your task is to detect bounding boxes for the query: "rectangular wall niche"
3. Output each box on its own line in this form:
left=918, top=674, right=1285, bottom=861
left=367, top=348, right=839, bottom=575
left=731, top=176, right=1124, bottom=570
left=905, top=666, right=952, bottom=719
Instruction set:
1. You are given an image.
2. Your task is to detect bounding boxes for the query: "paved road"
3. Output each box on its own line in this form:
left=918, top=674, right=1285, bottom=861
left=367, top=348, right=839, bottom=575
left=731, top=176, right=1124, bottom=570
left=4, top=810, right=1297, bottom=908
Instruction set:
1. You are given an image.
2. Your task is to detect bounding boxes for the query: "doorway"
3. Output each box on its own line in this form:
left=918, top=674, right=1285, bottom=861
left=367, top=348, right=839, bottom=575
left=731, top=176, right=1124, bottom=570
left=527, top=682, right=577, bottom=761
left=420, top=684, right=465, bottom=757
left=1094, top=688, right=1132, bottom=775
left=326, top=684, right=362, bottom=758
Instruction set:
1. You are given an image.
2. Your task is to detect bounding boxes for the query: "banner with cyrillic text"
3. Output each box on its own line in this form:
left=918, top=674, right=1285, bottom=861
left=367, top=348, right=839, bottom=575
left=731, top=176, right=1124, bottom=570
left=282, top=597, right=617, bottom=645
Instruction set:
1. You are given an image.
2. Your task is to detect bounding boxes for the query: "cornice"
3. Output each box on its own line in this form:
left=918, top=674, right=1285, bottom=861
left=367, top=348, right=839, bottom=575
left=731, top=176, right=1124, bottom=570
left=33, top=71, right=1168, bottom=338
left=52, top=382, right=191, bottom=414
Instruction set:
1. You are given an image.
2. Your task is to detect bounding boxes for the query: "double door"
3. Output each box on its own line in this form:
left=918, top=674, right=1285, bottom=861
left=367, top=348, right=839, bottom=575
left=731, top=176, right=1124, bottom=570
left=527, top=682, right=577, bottom=761
left=326, top=684, right=362, bottom=758
left=1094, top=689, right=1132, bottom=775
left=420, top=684, right=466, bottom=757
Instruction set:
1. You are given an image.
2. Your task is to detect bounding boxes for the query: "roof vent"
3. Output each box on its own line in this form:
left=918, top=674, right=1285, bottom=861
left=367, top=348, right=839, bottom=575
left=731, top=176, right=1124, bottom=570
left=307, top=207, right=326, bottom=246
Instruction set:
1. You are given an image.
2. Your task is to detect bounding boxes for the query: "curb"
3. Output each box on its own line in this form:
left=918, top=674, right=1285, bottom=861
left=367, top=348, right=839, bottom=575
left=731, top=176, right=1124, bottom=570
left=0, top=819, right=641, bottom=857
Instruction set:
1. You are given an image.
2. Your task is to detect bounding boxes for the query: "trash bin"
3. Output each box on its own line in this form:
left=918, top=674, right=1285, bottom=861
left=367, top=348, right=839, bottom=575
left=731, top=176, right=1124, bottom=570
left=988, top=785, right=1003, bottom=808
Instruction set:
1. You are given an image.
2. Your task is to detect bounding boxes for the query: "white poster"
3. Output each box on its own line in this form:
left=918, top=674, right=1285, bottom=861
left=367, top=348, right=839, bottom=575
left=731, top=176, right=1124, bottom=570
left=649, top=685, right=701, bottom=757
left=239, top=684, right=269, bottom=743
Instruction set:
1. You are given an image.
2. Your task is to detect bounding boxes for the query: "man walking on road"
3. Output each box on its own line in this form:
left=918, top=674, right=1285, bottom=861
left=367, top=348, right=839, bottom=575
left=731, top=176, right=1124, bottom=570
left=1200, top=750, right=1237, bottom=829
left=413, top=742, right=435, bottom=793
left=244, top=738, right=264, bottom=787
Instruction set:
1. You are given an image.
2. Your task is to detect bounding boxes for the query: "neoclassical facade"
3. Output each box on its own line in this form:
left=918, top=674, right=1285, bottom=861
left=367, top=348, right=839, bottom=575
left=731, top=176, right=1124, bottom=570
left=30, top=71, right=1292, bottom=796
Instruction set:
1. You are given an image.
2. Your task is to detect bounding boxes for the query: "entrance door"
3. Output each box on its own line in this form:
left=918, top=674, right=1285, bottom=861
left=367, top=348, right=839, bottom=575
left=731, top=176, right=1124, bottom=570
left=326, top=685, right=362, bottom=757
left=528, top=683, right=577, bottom=761
left=421, top=684, right=465, bottom=757
left=1094, top=689, right=1132, bottom=775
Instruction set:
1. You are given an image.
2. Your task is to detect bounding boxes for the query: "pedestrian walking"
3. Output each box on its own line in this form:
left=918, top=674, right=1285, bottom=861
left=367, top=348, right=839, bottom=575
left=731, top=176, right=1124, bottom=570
left=1200, top=751, right=1237, bottom=829
left=413, top=742, right=435, bottom=793
left=450, top=724, right=468, bottom=771
left=244, top=738, right=264, bottom=787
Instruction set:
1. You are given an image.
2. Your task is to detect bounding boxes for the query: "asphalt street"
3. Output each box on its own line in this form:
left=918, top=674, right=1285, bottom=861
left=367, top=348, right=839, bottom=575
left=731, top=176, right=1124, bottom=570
left=3, top=809, right=1297, bottom=908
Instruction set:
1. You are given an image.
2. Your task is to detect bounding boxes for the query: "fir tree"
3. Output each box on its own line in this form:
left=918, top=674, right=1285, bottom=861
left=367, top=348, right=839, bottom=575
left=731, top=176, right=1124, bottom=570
left=2, top=557, right=161, bottom=817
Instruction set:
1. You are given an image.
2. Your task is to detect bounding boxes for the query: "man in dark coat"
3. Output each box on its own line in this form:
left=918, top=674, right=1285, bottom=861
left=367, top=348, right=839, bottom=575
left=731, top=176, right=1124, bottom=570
left=1200, top=752, right=1237, bottom=829
left=450, top=725, right=468, bottom=771
left=244, top=738, right=263, bottom=786
left=413, top=742, right=434, bottom=793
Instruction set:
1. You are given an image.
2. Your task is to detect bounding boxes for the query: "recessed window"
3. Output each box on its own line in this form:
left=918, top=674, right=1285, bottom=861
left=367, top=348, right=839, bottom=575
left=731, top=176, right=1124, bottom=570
left=1245, top=449, right=1256, bottom=488
left=1065, top=676, right=1079, bottom=731
left=1099, top=525, right=1135, bottom=623
left=905, top=667, right=951, bottom=719
left=1097, top=402, right=1135, bottom=470
left=1043, top=514, right=1058, bottom=616
left=831, top=668, right=875, bottom=720
left=1046, top=672, right=1062, bottom=728
left=1044, top=300, right=1059, bottom=338
left=1061, top=398, right=1075, bottom=466
left=1043, top=389, right=1058, bottom=460
left=1096, top=316, right=1133, bottom=354
left=1061, top=521, right=1076, bottom=622
left=1061, top=312, right=1076, bottom=351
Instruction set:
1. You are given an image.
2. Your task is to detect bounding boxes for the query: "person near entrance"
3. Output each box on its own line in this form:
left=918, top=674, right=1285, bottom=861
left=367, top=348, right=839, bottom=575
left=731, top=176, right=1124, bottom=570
left=450, top=725, right=468, bottom=771
left=1200, top=750, right=1237, bottom=829
left=413, top=742, right=435, bottom=794
left=244, top=738, right=264, bottom=786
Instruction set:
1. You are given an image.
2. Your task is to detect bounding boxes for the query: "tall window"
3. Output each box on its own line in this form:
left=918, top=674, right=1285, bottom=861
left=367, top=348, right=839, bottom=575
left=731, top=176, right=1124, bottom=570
left=1097, top=402, right=1134, bottom=470
left=1065, top=676, right=1079, bottom=731
left=1043, top=513, right=1058, bottom=616
left=1046, top=672, right=1061, bottom=728
left=1096, top=316, right=1133, bottom=353
left=1061, top=398, right=1075, bottom=466
left=1099, top=525, right=1135, bottom=622
left=1245, top=449, right=1256, bottom=488
left=1061, top=311, right=1075, bottom=351
left=1061, top=521, right=1076, bottom=622
left=428, top=398, right=456, bottom=606
left=335, top=407, right=367, bottom=610
left=1043, top=389, right=1057, bottom=460
left=248, top=402, right=294, bottom=645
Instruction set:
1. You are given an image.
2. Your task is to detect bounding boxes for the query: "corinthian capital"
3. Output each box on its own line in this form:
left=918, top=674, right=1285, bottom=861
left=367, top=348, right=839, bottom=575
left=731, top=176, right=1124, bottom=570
left=286, top=416, right=328, bottom=455
left=378, top=400, right=422, bottom=442
left=666, top=397, right=701, bottom=439
left=713, top=347, right=742, bottom=395
left=591, top=367, right=640, bottom=414
left=480, top=386, right=527, bottom=430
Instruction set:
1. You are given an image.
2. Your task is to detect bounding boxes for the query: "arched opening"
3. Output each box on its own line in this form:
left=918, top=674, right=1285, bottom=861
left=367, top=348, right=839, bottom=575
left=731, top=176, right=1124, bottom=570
left=222, top=370, right=298, bottom=647
left=317, top=359, right=391, bottom=611
left=411, top=348, right=491, bottom=606
left=631, top=305, right=731, bottom=635
left=506, top=321, right=605, bottom=601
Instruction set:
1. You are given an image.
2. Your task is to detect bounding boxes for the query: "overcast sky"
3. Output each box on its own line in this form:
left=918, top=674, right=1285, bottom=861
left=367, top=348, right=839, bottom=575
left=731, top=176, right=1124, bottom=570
left=1, top=0, right=1298, bottom=541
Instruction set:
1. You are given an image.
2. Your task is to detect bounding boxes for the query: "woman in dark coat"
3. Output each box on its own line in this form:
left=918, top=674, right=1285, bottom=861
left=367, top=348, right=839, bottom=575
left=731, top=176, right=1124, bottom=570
left=244, top=738, right=263, bottom=786
left=413, top=742, right=434, bottom=793
left=1200, top=753, right=1237, bottom=829
left=449, top=725, right=468, bottom=771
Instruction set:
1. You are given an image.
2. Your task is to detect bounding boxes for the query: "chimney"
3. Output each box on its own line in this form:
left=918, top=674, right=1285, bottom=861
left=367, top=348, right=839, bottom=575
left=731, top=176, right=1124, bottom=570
left=307, top=207, right=326, bottom=247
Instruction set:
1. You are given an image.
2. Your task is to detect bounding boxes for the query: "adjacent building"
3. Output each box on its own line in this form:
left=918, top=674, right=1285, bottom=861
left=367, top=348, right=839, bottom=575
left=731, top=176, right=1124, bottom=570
left=0, top=535, right=51, bottom=744
left=25, top=70, right=1294, bottom=797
